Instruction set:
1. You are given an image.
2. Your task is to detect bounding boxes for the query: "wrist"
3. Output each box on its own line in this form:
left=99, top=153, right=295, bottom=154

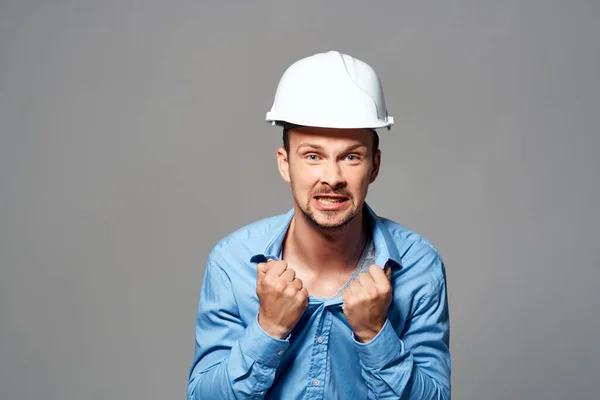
left=353, top=321, right=386, bottom=343
left=354, top=329, right=379, bottom=343
left=258, top=314, right=289, bottom=339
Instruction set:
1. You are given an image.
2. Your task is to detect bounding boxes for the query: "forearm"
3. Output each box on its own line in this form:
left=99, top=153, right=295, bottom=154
left=188, top=344, right=274, bottom=400
left=359, top=357, right=449, bottom=400
left=355, top=320, right=450, bottom=400
left=188, top=315, right=290, bottom=400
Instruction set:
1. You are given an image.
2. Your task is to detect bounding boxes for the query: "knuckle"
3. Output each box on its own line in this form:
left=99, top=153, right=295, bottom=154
left=274, top=280, right=286, bottom=292
left=267, top=260, right=283, bottom=274
left=380, top=285, right=392, bottom=296
left=263, top=276, right=275, bottom=287
left=296, top=290, right=307, bottom=301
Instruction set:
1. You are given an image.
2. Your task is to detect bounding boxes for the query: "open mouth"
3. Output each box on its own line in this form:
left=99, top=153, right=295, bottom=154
left=313, top=196, right=350, bottom=210
left=314, top=196, right=349, bottom=204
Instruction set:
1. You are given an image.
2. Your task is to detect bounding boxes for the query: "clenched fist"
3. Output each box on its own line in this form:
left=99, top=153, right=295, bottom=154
left=342, top=264, right=393, bottom=343
left=256, top=260, right=309, bottom=339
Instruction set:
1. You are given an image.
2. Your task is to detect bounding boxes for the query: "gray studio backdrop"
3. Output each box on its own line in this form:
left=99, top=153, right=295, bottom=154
left=1, top=1, right=598, bottom=399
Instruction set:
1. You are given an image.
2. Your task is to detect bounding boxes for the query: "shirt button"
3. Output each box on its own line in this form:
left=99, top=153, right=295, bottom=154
left=259, top=391, right=265, bottom=395
left=277, top=350, right=284, bottom=356
left=312, top=379, right=320, bottom=386
left=317, top=336, right=324, bottom=344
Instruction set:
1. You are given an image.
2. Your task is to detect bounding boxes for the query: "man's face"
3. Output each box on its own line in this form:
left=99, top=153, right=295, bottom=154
left=277, top=126, right=381, bottom=232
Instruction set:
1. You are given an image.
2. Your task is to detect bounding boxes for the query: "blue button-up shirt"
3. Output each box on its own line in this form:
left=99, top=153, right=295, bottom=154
left=187, top=204, right=450, bottom=399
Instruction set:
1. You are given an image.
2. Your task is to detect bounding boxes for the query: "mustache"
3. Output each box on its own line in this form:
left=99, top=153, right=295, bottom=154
left=312, top=189, right=352, bottom=198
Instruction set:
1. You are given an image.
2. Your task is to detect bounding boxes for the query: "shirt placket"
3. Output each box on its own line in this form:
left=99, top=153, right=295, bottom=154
left=306, top=304, right=333, bottom=400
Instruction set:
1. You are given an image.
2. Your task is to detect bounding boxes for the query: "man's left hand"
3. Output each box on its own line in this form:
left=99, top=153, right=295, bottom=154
left=342, top=264, right=393, bottom=343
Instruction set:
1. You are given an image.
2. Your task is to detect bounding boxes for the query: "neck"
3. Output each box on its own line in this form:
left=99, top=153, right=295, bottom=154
left=283, top=205, right=368, bottom=276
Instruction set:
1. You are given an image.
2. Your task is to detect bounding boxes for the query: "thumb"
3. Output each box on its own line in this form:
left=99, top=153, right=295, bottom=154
left=257, top=260, right=275, bottom=275
left=257, top=262, right=268, bottom=275
left=384, top=264, right=392, bottom=281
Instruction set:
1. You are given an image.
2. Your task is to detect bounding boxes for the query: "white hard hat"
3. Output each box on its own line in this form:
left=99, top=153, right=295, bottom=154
left=266, top=51, right=393, bottom=130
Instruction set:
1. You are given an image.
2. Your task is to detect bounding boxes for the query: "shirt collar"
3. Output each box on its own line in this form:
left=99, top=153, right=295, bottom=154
left=249, top=203, right=402, bottom=270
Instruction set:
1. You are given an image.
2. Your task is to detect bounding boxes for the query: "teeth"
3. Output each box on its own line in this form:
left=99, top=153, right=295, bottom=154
left=317, top=197, right=344, bottom=203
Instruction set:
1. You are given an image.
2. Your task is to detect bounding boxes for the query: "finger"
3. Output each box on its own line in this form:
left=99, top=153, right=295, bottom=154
left=266, top=260, right=288, bottom=277
left=349, top=280, right=361, bottom=294
left=281, top=268, right=296, bottom=282
left=357, top=272, right=375, bottom=287
left=341, top=286, right=350, bottom=299
left=258, top=259, right=277, bottom=274
left=369, top=264, right=391, bottom=289
left=289, top=277, right=303, bottom=290
left=341, top=288, right=352, bottom=305
left=298, top=287, right=309, bottom=301
left=257, top=262, right=268, bottom=275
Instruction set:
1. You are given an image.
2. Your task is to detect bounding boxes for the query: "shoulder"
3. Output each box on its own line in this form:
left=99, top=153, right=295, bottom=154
left=207, top=211, right=290, bottom=263
left=377, top=215, right=446, bottom=288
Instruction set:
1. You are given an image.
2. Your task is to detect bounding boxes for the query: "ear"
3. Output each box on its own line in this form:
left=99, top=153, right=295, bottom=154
left=277, top=147, right=291, bottom=183
left=369, top=149, right=381, bottom=183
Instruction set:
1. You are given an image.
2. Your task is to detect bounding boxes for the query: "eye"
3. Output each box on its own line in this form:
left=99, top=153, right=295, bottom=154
left=345, top=154, right=360, bottom=162
left=306, top=154, right=320, bottom=161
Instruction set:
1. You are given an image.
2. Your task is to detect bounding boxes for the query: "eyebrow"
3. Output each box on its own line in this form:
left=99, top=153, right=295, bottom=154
left=296, top=143, right=367, bottom=152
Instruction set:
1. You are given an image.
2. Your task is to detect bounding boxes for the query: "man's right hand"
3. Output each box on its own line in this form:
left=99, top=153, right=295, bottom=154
left=256, top=260, right=309, bottom=339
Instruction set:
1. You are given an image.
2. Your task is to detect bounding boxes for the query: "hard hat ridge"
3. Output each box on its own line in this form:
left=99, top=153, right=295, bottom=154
left=266, top=51, right=393, bottom=130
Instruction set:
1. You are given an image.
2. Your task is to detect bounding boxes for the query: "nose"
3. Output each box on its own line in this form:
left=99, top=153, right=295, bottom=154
left=321, top=160, right=345, bottom=189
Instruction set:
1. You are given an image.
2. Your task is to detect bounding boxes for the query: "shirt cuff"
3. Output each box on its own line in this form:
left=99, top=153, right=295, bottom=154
left=353, top=319, right=403, bottom=369
left=238, top=314, right=291, bottom=369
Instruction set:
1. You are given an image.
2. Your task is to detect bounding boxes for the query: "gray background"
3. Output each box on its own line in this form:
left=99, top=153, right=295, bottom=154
left=1, top=1, right=598, bottom=399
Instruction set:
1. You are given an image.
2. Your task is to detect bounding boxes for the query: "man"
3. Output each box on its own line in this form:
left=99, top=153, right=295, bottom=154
left=187, top=51, right=450, bottom=399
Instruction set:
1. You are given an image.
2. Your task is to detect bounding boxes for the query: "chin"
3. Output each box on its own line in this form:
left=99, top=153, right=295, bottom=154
left=304, top=208, right=359, bottom=233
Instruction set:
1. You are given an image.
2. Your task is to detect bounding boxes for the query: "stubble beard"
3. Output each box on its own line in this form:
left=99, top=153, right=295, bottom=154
left=301, top=205, right=359, bottom=233
left=293, top=188, right=360, bottom=233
